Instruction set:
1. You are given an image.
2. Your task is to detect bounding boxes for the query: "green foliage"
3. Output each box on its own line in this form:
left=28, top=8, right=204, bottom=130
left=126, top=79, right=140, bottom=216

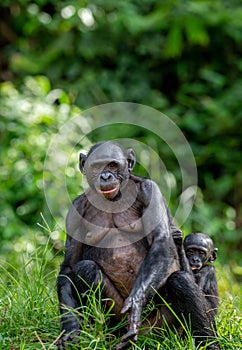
left=0, top=76, right=90, bottom=254
left=1, top=0, right=241, bottom=266
left=0, top=241, right=60, bottom=349
left=2, top=0, right=242, bottom=106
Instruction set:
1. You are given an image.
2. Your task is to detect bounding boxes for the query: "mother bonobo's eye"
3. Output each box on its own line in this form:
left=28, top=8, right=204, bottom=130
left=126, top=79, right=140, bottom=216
left=91, top=164, right=102, bottom=173
left=108, top=161, right=119, bottom=171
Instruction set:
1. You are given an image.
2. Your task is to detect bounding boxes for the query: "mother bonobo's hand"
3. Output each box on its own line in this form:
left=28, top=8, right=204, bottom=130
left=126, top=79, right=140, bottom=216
left=115, top=293, right=143, bottom=350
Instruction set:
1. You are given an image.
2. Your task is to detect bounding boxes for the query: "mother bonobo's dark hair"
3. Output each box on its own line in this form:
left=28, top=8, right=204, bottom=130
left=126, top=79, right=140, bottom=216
left=56, top=141, right=221, bottom=350
left=79, top=141, right=136, bottom=176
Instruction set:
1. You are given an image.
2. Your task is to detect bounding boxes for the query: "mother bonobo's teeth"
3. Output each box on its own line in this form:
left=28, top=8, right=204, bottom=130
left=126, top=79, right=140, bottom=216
left=101, top=187, right=118, bottom=194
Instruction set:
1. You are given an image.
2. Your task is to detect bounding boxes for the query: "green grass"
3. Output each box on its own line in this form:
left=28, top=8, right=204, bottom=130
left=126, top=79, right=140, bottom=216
left=0, top=243, right=241, bottom=350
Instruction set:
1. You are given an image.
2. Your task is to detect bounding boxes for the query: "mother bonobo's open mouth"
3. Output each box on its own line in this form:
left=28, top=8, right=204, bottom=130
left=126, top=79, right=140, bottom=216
left=96, top=159, right=125, bottom=200
left=98, top=183, right=120, bottom=199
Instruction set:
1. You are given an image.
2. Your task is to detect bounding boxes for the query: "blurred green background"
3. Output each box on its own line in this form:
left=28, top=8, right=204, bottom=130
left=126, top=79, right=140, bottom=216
left=0, top=0, right=241, bottom=279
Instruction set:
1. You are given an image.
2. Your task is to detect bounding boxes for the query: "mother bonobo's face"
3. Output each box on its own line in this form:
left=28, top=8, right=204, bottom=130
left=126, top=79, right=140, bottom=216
left=79, top=142, right=136, bottom=200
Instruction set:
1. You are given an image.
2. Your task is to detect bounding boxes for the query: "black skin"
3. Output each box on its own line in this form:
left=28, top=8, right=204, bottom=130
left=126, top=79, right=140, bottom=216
left=57, top=142, right=219, bottom=350
left=184, top=233, right=219, bottom=319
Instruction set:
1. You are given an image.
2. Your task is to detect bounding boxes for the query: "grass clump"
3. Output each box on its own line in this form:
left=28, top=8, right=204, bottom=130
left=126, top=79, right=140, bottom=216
left=0, top=241, right=241, bottom=349
left=0, top=242, right=59, bottom=349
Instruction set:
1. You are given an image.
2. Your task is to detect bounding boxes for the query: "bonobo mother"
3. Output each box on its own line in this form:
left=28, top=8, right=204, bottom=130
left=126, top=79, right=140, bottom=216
left=57, top=141, right=219, bottom=349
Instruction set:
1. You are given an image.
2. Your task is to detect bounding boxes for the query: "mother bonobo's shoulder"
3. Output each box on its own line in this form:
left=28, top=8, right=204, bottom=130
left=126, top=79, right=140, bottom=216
left=65, top=193, right=87, bottom=238
left=133, top=175, right=164, bottom=209
left=133, top=175, right=171, bottom=241
left=72, top=192, right=87, bottom=210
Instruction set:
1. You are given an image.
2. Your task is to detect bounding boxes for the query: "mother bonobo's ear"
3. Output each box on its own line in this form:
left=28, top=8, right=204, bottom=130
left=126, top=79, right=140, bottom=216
left=126, top=148, right=136, bottom=172
left=79, top=153, right=87, bottom=174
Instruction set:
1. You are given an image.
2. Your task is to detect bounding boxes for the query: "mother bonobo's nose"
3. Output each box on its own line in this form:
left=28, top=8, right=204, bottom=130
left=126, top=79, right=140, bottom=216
left=100, top=172, right=113, bottom=181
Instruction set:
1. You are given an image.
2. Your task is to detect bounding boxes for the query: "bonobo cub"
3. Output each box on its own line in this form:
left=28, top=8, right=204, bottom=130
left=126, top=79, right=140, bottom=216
left=184, top=233, right=219, bottom=319
left=57, top=141, right=220, bottom=349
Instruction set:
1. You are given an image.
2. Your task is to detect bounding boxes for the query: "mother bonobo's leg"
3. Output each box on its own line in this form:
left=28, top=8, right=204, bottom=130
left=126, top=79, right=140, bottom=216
left=57, top=244, right=124, bottom=349
left=73, top=260, right=124, bottom=319
left=167, top=271, right=220, bottom=349
left=118, top=180, right=180, bottom=349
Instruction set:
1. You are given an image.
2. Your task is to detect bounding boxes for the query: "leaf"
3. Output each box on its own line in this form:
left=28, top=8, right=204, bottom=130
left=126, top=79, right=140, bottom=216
left=185, top=17, right=209, bottom=46
left=165, top=23, right=183, bottom=58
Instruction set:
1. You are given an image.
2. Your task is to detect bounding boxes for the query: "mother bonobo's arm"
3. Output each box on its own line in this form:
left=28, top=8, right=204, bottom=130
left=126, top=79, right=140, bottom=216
left=120, top=179, right=180, bottom=345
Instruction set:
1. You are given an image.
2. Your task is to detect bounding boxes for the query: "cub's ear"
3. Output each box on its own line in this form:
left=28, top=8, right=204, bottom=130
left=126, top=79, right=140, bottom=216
left=126, top=148, right=136, bottom=172
left=209, top=248, right=218, bottom=263
left=79, top=153, right=87, bottom=174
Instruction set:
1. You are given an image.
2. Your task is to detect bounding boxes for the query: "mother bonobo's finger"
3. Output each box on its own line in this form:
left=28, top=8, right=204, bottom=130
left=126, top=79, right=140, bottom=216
left=115, top=329, right=138, bottom=350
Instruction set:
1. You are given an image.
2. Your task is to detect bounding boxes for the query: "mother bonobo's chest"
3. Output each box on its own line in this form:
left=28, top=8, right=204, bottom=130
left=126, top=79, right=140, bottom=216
left=81, top=186, right=147, bottom=297
left=82, top=186, right=144, bottom=247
